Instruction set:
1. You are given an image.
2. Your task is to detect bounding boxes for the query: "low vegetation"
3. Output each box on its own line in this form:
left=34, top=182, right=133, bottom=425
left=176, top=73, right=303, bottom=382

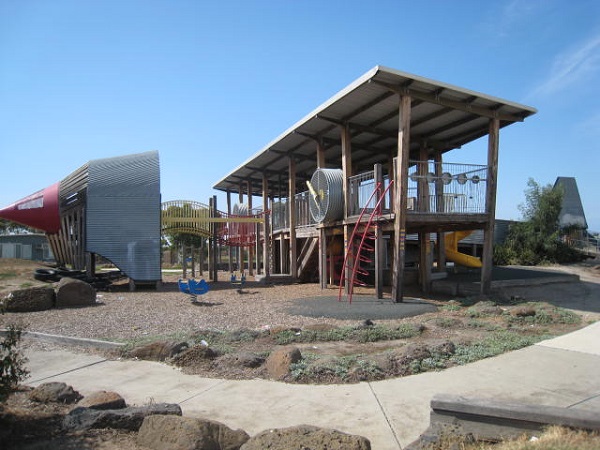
left=451, top=426, right=600, bottom=450
left=126, top=296, right=585, bottom=385
left=494, top=179, right=584, bottom=266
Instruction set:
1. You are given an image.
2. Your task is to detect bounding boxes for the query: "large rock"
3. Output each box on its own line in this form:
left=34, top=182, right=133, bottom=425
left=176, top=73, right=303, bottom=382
left=138, top=415, right=250, bottom=450
left=63, top=403, right=182, bottom=431
left=217, top=351, right=265, bottom=369
left=77, top=390, right=126, bottom=410
left=171, top=344, right=216, bottom=366
left=265, top=347, right=302, bottom=380
left=240, top=425, right=371, bottom=450
left=2, top=286, right=54, bottom=312
left=55, top=277, right=96, bottom=307
left=29, top=382, right=83, bottom=404
left=130, top=341, right=190, bottom=361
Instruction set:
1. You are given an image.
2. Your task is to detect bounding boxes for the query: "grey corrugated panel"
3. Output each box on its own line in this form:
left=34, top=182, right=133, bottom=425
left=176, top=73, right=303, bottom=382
left=86, top=151, right=161, bottom=281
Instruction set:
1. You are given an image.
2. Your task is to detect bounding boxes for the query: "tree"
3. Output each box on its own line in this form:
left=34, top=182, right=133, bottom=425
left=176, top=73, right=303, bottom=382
left=0, top=219, right=34, bottom=235
left=494, top=178, right=583, bottom=265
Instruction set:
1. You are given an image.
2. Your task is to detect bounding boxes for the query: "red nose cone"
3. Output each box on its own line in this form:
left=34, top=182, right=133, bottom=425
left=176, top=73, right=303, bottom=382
left=0, top=183, right=61, bottom=233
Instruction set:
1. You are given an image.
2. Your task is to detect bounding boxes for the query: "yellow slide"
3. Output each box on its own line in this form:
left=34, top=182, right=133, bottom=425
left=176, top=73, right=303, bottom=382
left=444, top=231, right=482, bottom=268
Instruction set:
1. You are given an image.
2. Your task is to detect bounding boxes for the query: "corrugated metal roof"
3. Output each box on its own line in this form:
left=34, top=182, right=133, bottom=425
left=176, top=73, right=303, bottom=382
left=213, top=65, right=537, bottom=197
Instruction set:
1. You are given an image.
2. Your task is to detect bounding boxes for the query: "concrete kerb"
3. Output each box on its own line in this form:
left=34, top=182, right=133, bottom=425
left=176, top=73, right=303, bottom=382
left=416, top=393, right=600, bottom=444
left=432, top=273, right=579, bottom=296
left=1, top=329, right=125, bottom=350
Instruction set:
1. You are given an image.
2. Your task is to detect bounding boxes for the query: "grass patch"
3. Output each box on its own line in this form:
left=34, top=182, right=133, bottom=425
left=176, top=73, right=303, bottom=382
left=451, top=331, right=542, bottom=365
left=274, top=324, right=423, bottom=345
left=117, top=330, right=194, bottom=352
left=506, top=304, right=581, bottom=326
left=0, top=271, right=17, bottom=280
left=468, top=426, right=600, bottom=450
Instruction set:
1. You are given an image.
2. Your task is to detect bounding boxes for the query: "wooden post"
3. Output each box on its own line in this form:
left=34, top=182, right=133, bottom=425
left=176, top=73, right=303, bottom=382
left=247, top=180, right=254, bottom=276
left=317, top=138, right=326, bottom=169
left=211, top=195, right=218, bottom=281
left=392, top=95, right=411, bottom=302
left=374, top=163, right=384, bottom=299
left=434, top=152, right=446, bottom=272
left=418, top=143, right=431, bottom=293
left=190, top=245, right=196, bottom=278
left=481, top=118, right=499, bottom=294
left=238, top=184, right=244, bottom=272
left=86, top=252, right=95, bottom=279
left=319, top=228, right=327, bottom=289
left=262, top=173, right=271, bottom=281
left=341, top=124, right=353, bottom=294
left=227, top=190, right=233, bottom=273
left=289, top=155, right=297, bottom=279
left=208, top=198, right=213, bottom=280
left=182, top=243, right=187, bottom=279
left=199, top=238, right=204, bottom=276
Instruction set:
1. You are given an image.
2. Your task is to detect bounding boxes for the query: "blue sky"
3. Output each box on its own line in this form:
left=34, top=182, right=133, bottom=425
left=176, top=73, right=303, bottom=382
left=1, top=0, right=599, bottom=231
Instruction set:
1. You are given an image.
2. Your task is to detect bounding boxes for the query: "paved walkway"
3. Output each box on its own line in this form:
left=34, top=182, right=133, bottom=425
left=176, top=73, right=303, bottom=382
left=24, top=321, right=600, bottom=450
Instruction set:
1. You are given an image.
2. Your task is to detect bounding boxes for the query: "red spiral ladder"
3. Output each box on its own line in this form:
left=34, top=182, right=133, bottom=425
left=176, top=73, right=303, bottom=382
left=338, top=180, right=394, bottom=303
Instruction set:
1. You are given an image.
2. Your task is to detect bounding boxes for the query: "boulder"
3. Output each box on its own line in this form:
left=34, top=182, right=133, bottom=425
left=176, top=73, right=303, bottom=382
left=218, top=351, right=265, bottom=369
left=240, top=425, right=371, bottom=450
left=138, top=415, right=250, bottom=450
left=130, top=341, right=190, bottom=361
left=390, top=344, right=432, bottom=376
left=265, top=347, right=302, bottom=380
left=171, top=344, right=216, bottom=366
left=467, top=301, right=503, bottom=317
left=430, top=340, right=456, bottom=357
left=55, top=277, right=96, bottom=307
left=63, top=403, right=182, bottom=431
left=2, top=286, right=54, bottom=312
left=511, top=306, right=537, bottom=318
left=29, top=382, right=83, bottom=404
left=77, top=390, right=126, bottom=410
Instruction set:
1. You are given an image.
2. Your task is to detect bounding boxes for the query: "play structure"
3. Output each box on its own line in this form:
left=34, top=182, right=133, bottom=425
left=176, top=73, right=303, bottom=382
left=178, top=278, right=210, bottom=302
left=1, top=67, right=538, bottom=300
left=212, top=66, right=537, bottom=301
left=0, top=151, right=161, bottom=287
left=0, top=151, right=266, bottom=289
left=444, top=231, right=482, bottom=268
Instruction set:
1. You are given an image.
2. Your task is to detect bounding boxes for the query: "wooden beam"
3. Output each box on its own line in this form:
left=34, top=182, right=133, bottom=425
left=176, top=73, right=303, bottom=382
left=247, top=180, right=254, bottom=276
left=481, top=118, right=499, bottom=294
left=262, top=173, right=271, bottom=280
left=434, top=152, right=446, bottom=272
left=227, top=190, right=233, bottom=273
left=372, top=80, right=528, bottom=122
left=374, top=163, right=384, bottom=299
left=316, top=139, right=326, bottom=168
left=418, top=143, right=431, bottom=293
left=392, top=94, right=411, bottom=302
left=341, top=124, right=353, bottom=294
left=288, top=156, right=297, bottom=280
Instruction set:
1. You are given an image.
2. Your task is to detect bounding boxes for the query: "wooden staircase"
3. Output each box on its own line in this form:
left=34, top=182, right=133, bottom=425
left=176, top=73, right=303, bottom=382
left=297, top=237, right=319, bottom=282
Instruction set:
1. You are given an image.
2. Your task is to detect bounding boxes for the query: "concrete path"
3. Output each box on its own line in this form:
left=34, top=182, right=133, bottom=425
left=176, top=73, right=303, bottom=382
left=24, top=321, right=600, bottom=450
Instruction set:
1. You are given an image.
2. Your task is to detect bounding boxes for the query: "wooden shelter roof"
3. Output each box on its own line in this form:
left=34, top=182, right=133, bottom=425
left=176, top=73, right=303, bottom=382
left=213, top=65, right=537, bottom=197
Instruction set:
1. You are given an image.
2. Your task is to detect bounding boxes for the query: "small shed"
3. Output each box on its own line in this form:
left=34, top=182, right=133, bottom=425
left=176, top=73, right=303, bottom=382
left=0, top=234, right=53, bottom=261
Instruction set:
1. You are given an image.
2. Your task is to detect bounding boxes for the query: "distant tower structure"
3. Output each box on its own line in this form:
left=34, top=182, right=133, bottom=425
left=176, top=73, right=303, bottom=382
left=0, top=151, right=161, bottom=287
left=554, top=177, right=588, bottom=230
